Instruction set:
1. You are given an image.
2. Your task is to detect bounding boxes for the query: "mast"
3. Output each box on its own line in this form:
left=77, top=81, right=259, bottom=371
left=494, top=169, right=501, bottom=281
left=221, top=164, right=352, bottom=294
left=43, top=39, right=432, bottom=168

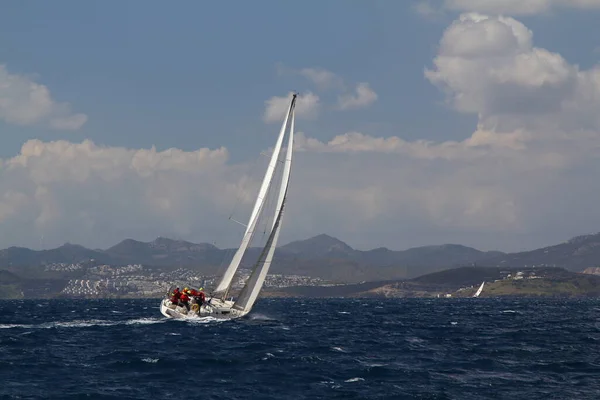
left=233, top=106, right=295, bottom=313
left=212, top=94, right=297, bottom=298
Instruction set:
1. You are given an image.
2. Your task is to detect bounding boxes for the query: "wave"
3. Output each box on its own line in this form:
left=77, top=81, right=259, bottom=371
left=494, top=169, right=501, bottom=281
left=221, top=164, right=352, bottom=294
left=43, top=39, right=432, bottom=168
left=0, top=317, right=166, bottom=330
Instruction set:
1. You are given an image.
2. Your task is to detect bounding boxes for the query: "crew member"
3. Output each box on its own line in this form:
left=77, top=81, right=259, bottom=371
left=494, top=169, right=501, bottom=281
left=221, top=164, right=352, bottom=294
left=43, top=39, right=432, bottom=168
left=179, top=291, right=191, bottom=311
left=197, top=289, right=206, bottom=304
left=170, top=287, right=181, bottom=304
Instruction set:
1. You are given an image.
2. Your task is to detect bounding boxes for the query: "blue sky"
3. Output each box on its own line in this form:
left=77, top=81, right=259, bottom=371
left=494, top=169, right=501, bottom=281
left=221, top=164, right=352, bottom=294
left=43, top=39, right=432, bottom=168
left=0, top=1, right=472, bottom=159
left=2, top=0, right=600, bottom=252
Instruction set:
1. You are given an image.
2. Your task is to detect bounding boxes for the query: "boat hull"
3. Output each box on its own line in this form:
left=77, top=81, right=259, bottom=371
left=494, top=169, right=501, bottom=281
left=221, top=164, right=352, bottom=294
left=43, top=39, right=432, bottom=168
left=159, top=297, right=248, bottom=320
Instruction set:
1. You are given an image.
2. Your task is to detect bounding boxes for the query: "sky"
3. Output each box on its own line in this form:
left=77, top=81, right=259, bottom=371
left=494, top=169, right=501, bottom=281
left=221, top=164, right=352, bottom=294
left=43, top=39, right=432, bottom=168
left=2, top=0, right=600, bottom=253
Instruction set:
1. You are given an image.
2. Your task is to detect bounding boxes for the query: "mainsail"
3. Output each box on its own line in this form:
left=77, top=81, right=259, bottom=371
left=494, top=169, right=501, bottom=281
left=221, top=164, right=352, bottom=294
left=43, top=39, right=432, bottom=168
left=233, top=107, right=295, bottom=312
left=473, top=281, right=485, bottom=298
left=212, top=94, right=297, bottom=299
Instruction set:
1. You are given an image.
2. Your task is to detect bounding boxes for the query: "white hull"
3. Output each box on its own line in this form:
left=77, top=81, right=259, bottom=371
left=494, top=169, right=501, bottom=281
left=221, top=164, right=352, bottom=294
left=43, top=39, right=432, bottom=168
left=159, top=297, right=249, bottom=320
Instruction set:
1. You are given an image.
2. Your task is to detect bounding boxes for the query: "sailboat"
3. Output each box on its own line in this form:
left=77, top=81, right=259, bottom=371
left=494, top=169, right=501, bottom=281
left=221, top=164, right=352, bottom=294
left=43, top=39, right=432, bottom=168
left=472, top=281, right=485, bottom=298
left=160, top=93, right=297, bottom=320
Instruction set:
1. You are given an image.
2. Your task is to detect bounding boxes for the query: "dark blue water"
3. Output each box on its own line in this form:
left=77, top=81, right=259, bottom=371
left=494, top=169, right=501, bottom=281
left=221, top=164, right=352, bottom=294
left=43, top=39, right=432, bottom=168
left=1, top=298, right=599, bottom=399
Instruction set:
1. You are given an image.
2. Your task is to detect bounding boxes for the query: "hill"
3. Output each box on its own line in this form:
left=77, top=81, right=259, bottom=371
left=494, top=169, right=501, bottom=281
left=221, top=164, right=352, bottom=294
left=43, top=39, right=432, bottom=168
left=0, top=270, right=68, bottom=299
left=484, top=233, right=600, bottom=271
left=264, top=266, right=600, bottom=299
left=2, top=231, right=600, bottom=284
left=0, top=235, right=503, bottom=283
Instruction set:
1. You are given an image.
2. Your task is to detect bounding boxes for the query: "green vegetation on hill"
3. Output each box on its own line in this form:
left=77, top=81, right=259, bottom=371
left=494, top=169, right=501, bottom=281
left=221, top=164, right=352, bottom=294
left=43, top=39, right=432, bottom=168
left=477, top=274, right=600, bottom=297
left=263, top=266, right=600, bottom=299
left=0, top=270, right=68, bottom=299
left=0, top=271, right=24, bottom=299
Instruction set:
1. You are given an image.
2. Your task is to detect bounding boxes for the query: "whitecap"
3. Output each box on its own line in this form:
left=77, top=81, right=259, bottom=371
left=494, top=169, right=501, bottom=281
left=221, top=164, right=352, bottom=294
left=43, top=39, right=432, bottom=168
left=141, top=358, right=159, bottom=363
left=0, top=324, right=33, bottom=329
left=248, top=313, right=275, bottom=321
left=180, top=316, right=225, bottom=324
left=332, top=346, right=347, bottom=352
left=345, top=377, right=364, bottom=383
left=125, top=318, right=164, bottom=325
left=46, top=319, right=118, bottom=328
left=362, top=362, right=388, bottom=367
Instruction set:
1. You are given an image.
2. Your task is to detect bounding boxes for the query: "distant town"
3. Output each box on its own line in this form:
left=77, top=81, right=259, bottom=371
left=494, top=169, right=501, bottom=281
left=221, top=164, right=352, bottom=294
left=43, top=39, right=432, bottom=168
left=53, top=262, right=334, bottom=298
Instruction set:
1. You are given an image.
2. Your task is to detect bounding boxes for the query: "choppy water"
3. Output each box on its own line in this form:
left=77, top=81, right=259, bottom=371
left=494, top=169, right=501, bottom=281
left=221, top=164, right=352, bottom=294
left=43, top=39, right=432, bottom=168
left=1, top=298, right=599, bottom=399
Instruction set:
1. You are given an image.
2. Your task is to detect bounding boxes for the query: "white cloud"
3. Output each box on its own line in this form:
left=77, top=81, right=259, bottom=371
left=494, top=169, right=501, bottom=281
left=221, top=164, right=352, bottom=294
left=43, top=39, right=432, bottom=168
left=0, top=139, right=240, bottom=248
left=263, top=91, right=320, bottom=123
left=0, top=135, right=540, bottom=251
left=294, top=128, right=532, bottom=159
left=0, top=64, right=87, bottom=130
left=337, top=83, right=378, bottom=110
left=444, top=0, right=600, bottom=15
left=425, top=13, right=600, bottom=138
left=299, top=67, right=343, bottom=89
left=276, top=63, right=343, bottom=89
left=273, top=64, right=376, bottom=113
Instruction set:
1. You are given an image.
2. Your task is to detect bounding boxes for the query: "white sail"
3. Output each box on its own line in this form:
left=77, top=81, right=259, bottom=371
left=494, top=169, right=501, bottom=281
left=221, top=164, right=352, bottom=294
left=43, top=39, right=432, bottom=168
left=212, top=96, right=295, bottom=296
left=473, top=281, right=485, bottom=298
left=159, top=93, right=298, bottom=320
left=233, top=107, right=295, bottom=312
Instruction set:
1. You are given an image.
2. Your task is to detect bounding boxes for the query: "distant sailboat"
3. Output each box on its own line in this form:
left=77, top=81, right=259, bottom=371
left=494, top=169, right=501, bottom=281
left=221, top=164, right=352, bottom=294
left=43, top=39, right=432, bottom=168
left=160, top=93, right=297, bottom=320
left=473, top=281, right=485, bottom=298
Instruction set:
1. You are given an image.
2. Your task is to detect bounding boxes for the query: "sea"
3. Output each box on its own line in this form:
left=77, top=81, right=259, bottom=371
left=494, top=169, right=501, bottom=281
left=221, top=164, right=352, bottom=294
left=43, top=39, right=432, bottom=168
left=0, top=298, right=599, bottom=399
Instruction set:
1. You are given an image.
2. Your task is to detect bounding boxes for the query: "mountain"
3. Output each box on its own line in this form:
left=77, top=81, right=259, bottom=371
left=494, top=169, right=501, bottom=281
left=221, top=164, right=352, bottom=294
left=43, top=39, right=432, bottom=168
left=0, top=243, right=113, bottom=267
left=2, top=231, right=600, bottom=284
left=105, top=237, right=223, bottom=269
left=0, top=234, right=500, bottom=283
left=484, top=233, right=600, bottom=271
left=280, top=234, right=354, bottom=258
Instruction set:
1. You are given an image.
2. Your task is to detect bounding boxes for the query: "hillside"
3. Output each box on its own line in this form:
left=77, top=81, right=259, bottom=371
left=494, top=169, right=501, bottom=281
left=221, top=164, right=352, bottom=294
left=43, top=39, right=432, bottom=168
left=0, top=270, right=68, bottom=299
left=264, top=266, right=600, bottom=299
left=484, top=233, right=600, bottom=271
left=2, top=231, right=600, bottom=284
left=0, top=234, right=503, bottom=283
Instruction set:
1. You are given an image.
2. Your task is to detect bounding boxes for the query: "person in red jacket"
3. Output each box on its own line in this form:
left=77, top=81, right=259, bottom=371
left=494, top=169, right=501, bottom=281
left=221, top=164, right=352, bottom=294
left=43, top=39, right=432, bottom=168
left=196, top=290, right=206, bottom=305
left=170, top=288, right=181, bottom=304
left=179, top=292, right=190, bottom=311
